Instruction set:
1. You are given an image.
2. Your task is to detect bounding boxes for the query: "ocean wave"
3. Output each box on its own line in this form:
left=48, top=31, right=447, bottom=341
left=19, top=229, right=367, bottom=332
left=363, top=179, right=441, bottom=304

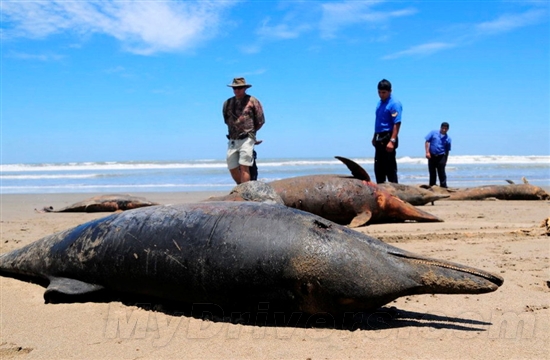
left=0, top=183, right=235, bottom=193
left=2, top=155, right=548, bottom=172
left=0, top=162, right=229, bottom=172
left=0, top=174, right=101, bottom=180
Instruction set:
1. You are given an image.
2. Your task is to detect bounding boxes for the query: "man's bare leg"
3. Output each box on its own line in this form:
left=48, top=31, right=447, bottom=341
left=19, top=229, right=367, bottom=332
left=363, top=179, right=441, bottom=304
left=239, top=165, right=251, bottom=183
left=229, top=167, right=241, bottom=184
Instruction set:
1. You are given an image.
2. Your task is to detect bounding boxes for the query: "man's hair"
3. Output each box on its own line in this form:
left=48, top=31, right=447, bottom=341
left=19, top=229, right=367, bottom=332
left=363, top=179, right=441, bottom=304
left=441, top=122, right=450, bottom=128
left=377, top=79, right=392, bottom=91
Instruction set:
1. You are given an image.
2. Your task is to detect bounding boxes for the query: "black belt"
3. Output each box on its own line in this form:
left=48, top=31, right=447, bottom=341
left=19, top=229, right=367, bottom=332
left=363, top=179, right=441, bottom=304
left=227, top=133, right=249, bottom=140
left=375, top=131, right=392, bottom=142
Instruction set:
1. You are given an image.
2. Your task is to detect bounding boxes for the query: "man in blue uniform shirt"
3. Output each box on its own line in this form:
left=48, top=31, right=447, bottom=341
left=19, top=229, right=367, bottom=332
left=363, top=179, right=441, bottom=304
left=425, top=122, right=452, bottom=188
left=372, top=79, right=402, bottom=183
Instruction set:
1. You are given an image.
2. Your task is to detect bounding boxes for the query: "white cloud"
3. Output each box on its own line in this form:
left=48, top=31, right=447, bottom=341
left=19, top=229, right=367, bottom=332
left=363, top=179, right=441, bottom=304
left=256, top=18, right=310, bottom=40
left=5, top=51, right=64, bottom=61
left=2, top=0, right=238, bottom=55
left=474, top=9, right=547, bottom=35
left=241, top=68, right=267, bottom=76
left=319, top=1, right=416, bottom=39
left=383, top=42, right=456, bottom=60
left=383, top=7, right=548, bottom=59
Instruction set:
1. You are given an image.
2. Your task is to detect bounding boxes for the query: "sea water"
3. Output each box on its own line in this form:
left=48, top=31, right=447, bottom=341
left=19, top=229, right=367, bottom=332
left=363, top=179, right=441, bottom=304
left=1, top=155, right=549, bottom=194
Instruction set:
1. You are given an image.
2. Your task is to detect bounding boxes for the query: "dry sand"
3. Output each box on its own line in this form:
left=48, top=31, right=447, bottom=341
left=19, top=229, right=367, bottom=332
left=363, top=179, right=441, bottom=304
left=1, top=192, right=549, bottom=359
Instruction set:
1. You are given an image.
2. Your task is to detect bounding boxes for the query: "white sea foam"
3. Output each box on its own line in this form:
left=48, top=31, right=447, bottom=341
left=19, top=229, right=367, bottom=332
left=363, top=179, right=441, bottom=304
left=2, top=155, right=548, bottom=172
left=1, top=183, right=233, bottom=191
left=0, top=174, right=99, bottom=180
left=1, top=155, right=548, bottom=194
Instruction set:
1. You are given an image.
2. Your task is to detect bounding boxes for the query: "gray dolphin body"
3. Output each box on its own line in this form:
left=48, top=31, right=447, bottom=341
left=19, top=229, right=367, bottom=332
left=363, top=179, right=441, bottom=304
left=40, top=194, right=159, bottom=213
left=205, top=181, right=284, bottom=204
left=445, top=184, right=550, bottom=201
left=377, top=183, right=450, bottom=205
left=0, top=202, right=502, bottom=317
left=422, top=184, right=550, bottom=201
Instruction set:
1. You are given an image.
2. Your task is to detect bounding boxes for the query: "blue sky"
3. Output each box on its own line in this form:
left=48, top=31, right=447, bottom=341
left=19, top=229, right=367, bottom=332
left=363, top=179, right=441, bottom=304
left=2, top=0, right=549, bottom=164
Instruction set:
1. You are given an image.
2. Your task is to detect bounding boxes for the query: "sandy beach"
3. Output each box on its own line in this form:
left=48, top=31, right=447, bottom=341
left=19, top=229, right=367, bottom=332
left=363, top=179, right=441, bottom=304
left=1, top=192, right=548, bottom=359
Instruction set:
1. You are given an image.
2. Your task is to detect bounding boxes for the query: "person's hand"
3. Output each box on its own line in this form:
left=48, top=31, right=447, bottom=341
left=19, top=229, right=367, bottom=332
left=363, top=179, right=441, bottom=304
left=426, top=153, right=431, bottom=159
left=385, top=142, right=395, bottom=152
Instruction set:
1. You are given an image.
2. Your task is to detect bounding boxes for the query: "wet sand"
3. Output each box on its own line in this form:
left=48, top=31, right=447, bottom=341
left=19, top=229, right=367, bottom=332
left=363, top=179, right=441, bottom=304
left=1, top=192, right=548, bottom=359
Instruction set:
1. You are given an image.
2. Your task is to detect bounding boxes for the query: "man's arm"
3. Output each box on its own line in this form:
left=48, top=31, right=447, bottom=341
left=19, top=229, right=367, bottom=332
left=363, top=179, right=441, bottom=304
left=252, top=97, right=265, bottom=131
left=386, top=122, right=401, bottom=151
left=222, top=100, right=230, bottom=124
left=425, top=141, right=431, bottom=159
left=391, top=122, right=400, bottom=141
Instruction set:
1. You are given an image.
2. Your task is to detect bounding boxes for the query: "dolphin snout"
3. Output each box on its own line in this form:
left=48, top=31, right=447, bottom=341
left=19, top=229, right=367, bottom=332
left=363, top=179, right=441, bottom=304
left=383, top=195, right=443, bottom=223
left=392, top=252, right=504, bottom=294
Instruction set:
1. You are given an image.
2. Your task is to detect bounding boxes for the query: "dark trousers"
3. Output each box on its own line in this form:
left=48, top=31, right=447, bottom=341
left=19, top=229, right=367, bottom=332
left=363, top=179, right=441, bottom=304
left=250, top=150, right=258, bottom=181
left=428, top=154, right=448, bottom=187
left=374, top=138, right=398, bottom=184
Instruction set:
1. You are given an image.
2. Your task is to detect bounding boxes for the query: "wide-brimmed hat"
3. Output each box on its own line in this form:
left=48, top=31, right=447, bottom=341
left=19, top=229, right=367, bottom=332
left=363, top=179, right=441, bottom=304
left=227, top=77, right=252, bottom=88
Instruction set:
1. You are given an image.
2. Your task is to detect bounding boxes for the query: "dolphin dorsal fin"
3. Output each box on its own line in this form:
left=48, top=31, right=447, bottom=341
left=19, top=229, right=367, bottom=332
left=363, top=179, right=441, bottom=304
left=335, top=156, right=371, bottom=182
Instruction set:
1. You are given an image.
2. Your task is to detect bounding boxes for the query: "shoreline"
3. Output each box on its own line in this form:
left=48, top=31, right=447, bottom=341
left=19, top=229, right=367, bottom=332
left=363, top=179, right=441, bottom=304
left=1, top=192, right=548, bottom=359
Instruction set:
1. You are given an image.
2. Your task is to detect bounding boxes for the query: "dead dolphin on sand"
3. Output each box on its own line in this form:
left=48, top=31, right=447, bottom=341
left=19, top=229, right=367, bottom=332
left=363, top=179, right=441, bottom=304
left=269, top=156, right=442, bottom=227
left=38, top=194, right=159, bottom=213
left=0, top=202, right=502, bottom=321
left=423, top=179, right=549, bottom=201
left=205, top=181, right=284, bottom=204
left=377, top=182, right=450, bottom=206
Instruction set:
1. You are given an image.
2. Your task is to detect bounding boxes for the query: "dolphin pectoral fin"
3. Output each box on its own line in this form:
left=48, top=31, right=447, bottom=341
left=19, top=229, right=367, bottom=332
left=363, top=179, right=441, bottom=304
left=349, top=211, right=372, bottom=228
left=44, top=277, right=105, bottom=303
left=335, top=156, right=371, bottom=182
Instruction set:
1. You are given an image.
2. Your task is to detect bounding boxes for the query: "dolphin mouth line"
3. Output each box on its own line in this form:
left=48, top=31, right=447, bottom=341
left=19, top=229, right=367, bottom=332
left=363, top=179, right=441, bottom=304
left=390, top=252, right=503, bottom=286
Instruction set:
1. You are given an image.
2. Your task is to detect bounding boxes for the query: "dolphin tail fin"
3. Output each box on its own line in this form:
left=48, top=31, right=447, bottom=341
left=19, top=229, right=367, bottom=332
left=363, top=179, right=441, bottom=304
left=45, top=277, right=105, bottom=303
left=335, top=156, right=371, bottom=182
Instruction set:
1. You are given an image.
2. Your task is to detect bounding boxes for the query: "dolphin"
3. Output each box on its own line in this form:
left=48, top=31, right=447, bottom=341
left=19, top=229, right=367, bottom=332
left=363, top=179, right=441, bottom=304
left=0, top=202, right=502, bottom=318
left=377, top=183, right=450, bottom=205
left=38, top=194, right=159, bottom=213
left=424, top=181, right=550, bottom=201
left=205, top=181, right=284, bottom=204
left=269, top=156, right=442, bottom=227
left=447, top=184, right=550, bottom=200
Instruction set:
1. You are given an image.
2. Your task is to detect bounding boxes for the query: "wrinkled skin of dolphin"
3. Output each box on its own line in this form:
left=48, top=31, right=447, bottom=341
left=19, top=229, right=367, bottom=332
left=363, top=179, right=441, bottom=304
left=0, top=202, right=502, bottom=317
left=205, top=181, right=284, bottom=204
left=377, top=183, right=450, bottom=206
left=40, top=194, right=159, bottom=213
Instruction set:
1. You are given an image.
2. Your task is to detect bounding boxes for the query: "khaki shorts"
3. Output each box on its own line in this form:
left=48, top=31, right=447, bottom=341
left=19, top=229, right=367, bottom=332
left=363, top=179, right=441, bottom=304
left=226, top=137, right=255, bottom=169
